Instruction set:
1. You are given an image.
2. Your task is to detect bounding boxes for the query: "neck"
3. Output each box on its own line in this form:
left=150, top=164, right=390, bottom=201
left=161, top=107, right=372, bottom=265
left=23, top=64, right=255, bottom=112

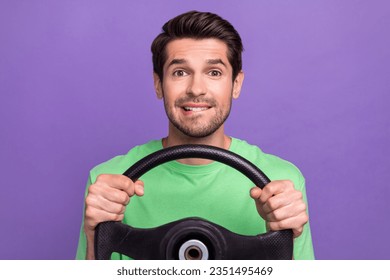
left=162, top=125, right=231, bottom=165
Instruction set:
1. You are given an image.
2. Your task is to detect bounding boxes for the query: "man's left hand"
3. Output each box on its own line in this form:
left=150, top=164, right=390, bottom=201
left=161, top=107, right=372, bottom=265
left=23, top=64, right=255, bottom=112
left=250, top=180, right=308, bottom=238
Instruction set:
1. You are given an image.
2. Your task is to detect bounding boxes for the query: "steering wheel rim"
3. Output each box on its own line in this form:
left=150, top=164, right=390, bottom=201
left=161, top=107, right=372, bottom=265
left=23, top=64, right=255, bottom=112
left=123, top=144, right=271, bottom=188
left=94, top=144, right=294, bottom=259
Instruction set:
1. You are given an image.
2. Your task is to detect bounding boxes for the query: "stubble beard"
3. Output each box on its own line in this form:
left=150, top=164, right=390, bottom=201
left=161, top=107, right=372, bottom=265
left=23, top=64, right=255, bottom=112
left=163, top=93, right=233, bottom=138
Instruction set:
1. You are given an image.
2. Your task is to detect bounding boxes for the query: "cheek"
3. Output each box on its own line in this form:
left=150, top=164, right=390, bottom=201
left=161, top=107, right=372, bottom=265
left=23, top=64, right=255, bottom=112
left=208, top=76, right=232, bottom=92
left=163, top=81, right=186, bottom=98
left=212, top=84, right=233, bottom=102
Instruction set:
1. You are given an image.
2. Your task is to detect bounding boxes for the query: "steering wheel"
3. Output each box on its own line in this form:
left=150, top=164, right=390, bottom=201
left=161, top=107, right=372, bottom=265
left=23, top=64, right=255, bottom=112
left=94, top=145, right=293, bottom=259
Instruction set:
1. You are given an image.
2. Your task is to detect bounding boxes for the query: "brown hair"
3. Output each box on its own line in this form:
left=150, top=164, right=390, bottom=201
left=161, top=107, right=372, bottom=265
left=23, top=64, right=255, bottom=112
left=151, top=11, right=243, bottom=82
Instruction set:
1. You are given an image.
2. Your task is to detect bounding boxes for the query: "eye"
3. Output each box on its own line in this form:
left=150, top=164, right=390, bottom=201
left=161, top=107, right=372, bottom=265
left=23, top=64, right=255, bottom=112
left=173, top=70, right=188, bottom=77
left=209, top=70, right=222, bottom=77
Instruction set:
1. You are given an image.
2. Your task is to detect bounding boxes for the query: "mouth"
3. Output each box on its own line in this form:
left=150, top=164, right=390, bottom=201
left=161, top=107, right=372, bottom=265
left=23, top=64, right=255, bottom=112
left=182, top=106, right=209, bottom=112
left=180, top=103, right=211, bottom=113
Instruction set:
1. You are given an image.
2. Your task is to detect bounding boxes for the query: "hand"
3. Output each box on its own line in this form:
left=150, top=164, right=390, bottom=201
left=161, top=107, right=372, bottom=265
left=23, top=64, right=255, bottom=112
left=250, top=180, right=308, bottom=238
left=83, top=174, right=144, bottom=259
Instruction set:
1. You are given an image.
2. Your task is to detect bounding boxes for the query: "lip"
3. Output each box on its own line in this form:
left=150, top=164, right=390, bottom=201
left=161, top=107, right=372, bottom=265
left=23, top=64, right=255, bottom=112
left=181, top=103, right=211, bottom=108
left=179, top=103, right=212, bottom=114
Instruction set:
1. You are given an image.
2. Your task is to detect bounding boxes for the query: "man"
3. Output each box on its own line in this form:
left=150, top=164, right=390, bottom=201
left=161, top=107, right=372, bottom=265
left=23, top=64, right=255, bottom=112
left=76, top=11, right=314, bottom=260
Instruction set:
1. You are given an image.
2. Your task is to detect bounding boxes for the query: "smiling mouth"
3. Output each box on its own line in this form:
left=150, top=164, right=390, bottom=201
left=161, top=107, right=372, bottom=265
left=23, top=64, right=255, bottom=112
left=183, top=106, right=210, bottom=112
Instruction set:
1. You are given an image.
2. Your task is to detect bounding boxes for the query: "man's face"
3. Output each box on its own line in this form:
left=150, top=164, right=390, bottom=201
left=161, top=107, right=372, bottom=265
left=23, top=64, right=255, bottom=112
left=154, top=38, right=244, bottom=138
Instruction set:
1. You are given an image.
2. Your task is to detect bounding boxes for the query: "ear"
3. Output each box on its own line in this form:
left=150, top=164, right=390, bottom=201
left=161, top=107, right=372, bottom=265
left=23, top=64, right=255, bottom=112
left=153, top=73, right=163, bottom=99
left=232, top=71, right=244, bottom=99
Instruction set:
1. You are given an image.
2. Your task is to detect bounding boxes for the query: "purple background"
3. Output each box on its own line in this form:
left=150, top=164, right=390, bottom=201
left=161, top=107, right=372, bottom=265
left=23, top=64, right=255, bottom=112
left=1, top=1, right=389, bottom=260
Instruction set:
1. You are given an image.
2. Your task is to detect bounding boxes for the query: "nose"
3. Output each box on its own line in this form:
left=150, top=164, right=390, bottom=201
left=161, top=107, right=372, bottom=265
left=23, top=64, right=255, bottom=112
left=187, top=73, right=206, bottom=97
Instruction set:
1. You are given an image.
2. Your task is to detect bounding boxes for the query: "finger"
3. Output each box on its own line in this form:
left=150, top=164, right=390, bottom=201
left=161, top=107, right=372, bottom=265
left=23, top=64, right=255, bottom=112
left=134, top=180, right=144, bottom=196
left=84, top=207, right=125, bottom=230
left=95, top=174, right=136, bottom=196
left=250, top=187, right=262, bottom=200
left=250, top=187, right=268, bottom=219
left=262, top=190, right=303, bottom=214
left=97, top=180, right=144, bottom=205
left=267, top=212, right=308, bottom=238
left=100, top=187, right=131, bottom=205
left=265, top=201, right=307, bottom=222
left=86, top=194, right=126, bottom=215
left=259, top=180, right=294, bottom=204
left=88, top=180, right=131, bottom=205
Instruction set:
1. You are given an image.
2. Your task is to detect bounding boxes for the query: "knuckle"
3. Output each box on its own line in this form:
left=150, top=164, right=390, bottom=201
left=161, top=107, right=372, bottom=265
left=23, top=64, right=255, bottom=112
left=125, top=178, right=133, bottom=191
left=114, top=213, right=124, bottom=221
left=96, top=174, right=108, bottom=182
left=283, top=180, right=294, bottom=189
left=88, top=183, right=97, bottom=194
left=85, top=196, right=93, bottom=206
left=271, top=210, right=282, bottom=221
left=124, top=193, right=131, bottom=204
left=268, top=222, right=279, bottom=231
left=262, top=185, right=274, bottom=198
left=267, top=183, right=276, bottom=193
left=293, top=214, right=308, bottom=229
left=84, top=207, right=94, bottom=219
left=295, top=227, right=303, bottom=237
left=115, top=204, right=125, bottom=214
left=111, top=191, right=122, bottom=202
left=301, top=202, right=307, bottom=212
left=301, top=212, right=309, bottom=224
left=297, top=191, right=303, bottom=200
left=266, top=197, right=278, bottom=211
left=119, top=192, right=129, bottom=204
left=278, top=219, right=288, bottom=229
left=121, top=177, right=132, bottom=191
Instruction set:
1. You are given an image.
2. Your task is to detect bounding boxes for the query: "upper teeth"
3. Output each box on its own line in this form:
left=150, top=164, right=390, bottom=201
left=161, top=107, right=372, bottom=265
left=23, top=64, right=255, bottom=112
left=184, top=107, right=208, bottom=112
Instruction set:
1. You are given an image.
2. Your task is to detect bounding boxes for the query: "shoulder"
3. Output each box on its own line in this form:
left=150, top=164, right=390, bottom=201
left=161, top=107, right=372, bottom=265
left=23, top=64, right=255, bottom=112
left=89, top=140, right=162, bottom=182
left=230, top=137, right=305, bottom=189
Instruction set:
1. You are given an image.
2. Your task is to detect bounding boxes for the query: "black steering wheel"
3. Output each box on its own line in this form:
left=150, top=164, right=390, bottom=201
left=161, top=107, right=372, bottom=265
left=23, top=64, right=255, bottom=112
left=94, top=145, right=293, bottom=259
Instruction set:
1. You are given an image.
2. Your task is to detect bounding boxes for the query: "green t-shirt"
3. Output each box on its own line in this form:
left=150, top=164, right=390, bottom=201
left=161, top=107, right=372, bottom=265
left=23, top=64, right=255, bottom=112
left=76, top=137, right=314, bottom=260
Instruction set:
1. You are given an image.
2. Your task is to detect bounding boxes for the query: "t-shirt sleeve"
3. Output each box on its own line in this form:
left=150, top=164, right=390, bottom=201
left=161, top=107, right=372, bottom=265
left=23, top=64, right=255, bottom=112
left=75, top=174, right=92, bottom=260
left=292, top=175, right=315, bottom=260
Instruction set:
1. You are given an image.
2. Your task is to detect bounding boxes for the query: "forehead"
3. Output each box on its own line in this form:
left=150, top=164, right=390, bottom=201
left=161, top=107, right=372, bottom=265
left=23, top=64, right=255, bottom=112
left=164, top=38, right=230, bottom=67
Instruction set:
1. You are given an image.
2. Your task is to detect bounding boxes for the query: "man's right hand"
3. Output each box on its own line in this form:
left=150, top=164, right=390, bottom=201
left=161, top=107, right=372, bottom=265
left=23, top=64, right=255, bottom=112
left=83, top=174, right=144, bottom=259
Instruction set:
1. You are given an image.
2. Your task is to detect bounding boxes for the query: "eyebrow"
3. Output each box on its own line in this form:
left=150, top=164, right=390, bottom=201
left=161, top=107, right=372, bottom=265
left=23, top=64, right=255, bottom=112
left=206, top=59, right=226, bottom=67
left=167, top=59, right=187, bottom=67
left=167, top=58, right=227, bottom=68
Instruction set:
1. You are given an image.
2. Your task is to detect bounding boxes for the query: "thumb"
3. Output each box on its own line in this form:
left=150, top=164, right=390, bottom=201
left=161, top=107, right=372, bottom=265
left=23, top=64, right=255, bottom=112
left=250, top=187, right=262, bottom=200
left=250, top=187, right=267, bottom=220
left=134, top=180, right=144, bottom=196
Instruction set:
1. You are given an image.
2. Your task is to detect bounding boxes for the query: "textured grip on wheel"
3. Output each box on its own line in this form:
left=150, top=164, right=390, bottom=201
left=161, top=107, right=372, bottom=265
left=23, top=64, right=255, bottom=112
left=123, top=144, right=271, bottom=188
